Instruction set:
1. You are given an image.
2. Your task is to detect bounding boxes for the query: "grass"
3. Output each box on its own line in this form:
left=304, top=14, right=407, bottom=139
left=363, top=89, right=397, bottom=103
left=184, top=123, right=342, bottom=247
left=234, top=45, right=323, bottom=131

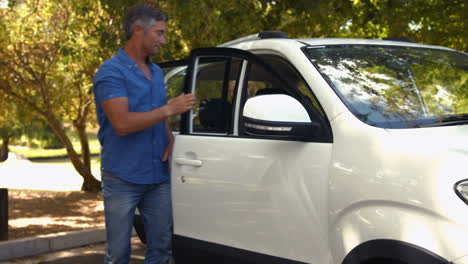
left=10, top=130, right=101, bottom=160
left=33, top=155, right=101, bottom=166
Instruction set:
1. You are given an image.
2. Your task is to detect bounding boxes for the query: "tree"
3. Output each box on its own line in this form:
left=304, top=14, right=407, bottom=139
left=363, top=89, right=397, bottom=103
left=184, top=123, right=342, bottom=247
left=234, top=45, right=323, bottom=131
left=0, top=94, right=21, bottom=162
left=1, top=81, right=66, bottom=163
left=335, top=0, right=467, bottom=51
left=100, top=0, right=467, bottom=61
left=0, top=0, right=113, bottom=192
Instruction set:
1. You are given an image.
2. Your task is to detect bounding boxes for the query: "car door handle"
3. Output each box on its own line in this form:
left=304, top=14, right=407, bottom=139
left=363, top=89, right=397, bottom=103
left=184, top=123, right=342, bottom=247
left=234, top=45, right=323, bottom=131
left=174, top=158, right=203, bottom=167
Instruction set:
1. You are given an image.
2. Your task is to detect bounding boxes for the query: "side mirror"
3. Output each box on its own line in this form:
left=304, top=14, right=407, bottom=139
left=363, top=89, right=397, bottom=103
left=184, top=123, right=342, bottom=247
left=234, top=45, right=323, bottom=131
left=242, top=94, right=319, bottom=139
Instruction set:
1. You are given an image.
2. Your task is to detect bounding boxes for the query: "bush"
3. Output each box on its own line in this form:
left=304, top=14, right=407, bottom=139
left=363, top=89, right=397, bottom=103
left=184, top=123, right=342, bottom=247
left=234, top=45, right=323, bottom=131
left=10, top=120, right=64, bottom=149
left=40, top=132, right=64, bottom=149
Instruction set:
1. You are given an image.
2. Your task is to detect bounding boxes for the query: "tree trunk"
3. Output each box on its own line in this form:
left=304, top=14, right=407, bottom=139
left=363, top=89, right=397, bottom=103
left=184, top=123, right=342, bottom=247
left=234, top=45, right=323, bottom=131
left=74, top=120, right=91, bottom=174
left=73, top=116, right=101, bottom=193
left=0, top=136, right=9, bottom=162
left=46, top=115, right=101, bottom=193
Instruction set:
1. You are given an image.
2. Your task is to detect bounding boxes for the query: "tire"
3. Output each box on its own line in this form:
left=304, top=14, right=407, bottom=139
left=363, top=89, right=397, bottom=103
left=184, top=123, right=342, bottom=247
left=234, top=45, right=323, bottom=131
left=362, top=259, right=407, bottom=264
left=133, top=214, right=146, bottom=244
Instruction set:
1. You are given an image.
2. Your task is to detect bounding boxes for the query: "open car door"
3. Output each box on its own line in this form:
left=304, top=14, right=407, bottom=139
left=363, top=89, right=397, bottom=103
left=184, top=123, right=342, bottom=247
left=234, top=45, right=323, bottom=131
left=170, top=47, right=333, bottom=263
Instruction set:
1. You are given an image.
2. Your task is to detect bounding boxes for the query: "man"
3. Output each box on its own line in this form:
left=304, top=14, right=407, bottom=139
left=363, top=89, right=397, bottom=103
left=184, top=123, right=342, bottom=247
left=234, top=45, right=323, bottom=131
left=93, top=5, right=195, bottom=264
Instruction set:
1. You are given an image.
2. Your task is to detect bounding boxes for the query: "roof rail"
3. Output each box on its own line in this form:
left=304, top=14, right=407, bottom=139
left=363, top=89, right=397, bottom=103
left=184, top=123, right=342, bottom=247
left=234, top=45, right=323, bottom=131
left=259, top=31, right=288, bottom=39
left=382, top=37, right=416, bottom=43
left=218, top=31, right=288, bottom=47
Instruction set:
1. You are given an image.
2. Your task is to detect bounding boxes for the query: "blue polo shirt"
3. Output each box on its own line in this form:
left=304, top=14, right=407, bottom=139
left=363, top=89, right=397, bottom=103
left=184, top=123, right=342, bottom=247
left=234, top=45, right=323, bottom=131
left=93, top=49, right=169, bottom=184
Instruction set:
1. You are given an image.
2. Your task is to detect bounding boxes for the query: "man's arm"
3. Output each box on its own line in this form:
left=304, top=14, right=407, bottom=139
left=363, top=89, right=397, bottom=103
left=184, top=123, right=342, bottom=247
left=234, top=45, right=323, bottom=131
left=102, top=93, right=195, bottom=136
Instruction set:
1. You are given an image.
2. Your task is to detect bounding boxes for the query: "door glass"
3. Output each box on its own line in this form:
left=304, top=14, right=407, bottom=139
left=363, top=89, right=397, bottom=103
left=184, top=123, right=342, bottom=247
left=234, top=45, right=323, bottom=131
left=191, top=57, right=241, bottom=134
left=248, top=55, right=325, bottom=117
left=165, top=66, right=187, bottom=131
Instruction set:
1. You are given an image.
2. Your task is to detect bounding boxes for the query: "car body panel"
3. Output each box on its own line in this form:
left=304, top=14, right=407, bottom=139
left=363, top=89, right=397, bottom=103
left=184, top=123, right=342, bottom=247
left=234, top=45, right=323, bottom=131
left=328, top=111, right=468, bottom=262
left=172, top=135, right=333, bottom=263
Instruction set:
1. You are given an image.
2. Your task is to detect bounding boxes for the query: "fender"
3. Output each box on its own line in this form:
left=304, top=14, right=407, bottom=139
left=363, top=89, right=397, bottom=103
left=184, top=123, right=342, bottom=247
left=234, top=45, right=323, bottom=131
left=342, top=239, right=448, bottom=264
left=329, top=201, right=468, bottom=263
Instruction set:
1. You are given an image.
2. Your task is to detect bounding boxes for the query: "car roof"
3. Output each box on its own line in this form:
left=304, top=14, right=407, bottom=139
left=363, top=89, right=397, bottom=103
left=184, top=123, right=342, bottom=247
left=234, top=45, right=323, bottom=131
left=163, top=32, right=462, bottom=80
left=297, top=38, right=453, bottom=50
left=218, top=32, right=455, bottom=52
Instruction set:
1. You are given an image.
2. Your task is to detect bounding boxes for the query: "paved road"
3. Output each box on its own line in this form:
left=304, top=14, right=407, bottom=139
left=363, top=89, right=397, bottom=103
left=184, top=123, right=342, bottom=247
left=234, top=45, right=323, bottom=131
left=0, top=153, right=100, bottom=191
left=0, top=237, right=145, bottom=264
left=1, top=237, right=246, bottom=264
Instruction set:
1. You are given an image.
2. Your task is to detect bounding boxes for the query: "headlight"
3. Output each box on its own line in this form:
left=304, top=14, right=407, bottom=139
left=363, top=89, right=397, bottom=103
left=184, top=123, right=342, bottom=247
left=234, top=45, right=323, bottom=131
left=455, top=180, right=468, bottom=205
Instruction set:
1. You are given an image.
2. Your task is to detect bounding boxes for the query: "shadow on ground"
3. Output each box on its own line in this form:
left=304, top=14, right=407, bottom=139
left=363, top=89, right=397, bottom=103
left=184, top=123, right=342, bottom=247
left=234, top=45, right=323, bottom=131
left=38, top=254, right=144, bottom=264
left=8, top=189, right=104, bottom=239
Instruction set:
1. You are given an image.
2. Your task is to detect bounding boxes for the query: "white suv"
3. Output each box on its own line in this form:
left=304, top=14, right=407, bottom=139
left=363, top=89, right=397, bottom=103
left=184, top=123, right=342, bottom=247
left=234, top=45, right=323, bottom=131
left=134, top=31, right=468, bottom=264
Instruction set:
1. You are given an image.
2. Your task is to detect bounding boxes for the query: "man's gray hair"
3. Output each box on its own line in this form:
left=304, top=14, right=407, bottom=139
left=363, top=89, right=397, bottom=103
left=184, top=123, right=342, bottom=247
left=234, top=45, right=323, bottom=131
left=124, top=5, right=169, bottom=40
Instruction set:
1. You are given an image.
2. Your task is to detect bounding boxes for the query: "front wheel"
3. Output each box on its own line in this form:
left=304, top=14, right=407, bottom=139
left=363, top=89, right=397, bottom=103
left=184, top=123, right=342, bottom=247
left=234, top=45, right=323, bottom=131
left=362, top=259, right=407, bottom=264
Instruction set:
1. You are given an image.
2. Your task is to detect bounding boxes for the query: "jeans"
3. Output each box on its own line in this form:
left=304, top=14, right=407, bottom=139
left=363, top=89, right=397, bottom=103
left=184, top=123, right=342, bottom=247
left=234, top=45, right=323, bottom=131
left=102, top=171, right=172, bottom=264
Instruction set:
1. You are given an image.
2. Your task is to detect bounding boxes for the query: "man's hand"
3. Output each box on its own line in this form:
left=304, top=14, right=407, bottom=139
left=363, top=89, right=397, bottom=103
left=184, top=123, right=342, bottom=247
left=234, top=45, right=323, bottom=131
left=165, top=93, right=196, bottom=116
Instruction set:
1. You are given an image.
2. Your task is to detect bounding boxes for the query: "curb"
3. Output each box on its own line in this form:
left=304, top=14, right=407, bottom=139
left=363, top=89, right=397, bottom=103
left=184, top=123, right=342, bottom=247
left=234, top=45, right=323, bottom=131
left=0, top=228, right=107, bottom=261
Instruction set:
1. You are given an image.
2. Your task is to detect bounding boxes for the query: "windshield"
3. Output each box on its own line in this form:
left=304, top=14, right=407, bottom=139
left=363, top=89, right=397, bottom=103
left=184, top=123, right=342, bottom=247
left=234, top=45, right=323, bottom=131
left=306, top=45, right=468, bottom=128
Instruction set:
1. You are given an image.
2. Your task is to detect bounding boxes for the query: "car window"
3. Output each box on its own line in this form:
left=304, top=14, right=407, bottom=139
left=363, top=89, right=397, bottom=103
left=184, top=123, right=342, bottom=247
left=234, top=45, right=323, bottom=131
left=190, top=57, right=242, bottom=134
left=164, top=66, right=187, bottom=131
left=253, top=55, right=326, bottom=117
left=307, top=45, right=468, bottom=128
left=182, top=48, right=330, bottom=140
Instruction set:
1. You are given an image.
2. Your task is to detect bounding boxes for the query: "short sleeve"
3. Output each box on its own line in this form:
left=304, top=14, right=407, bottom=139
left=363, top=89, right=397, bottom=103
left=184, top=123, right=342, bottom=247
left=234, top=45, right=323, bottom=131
left=93, top=63, right=127, bottom=106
